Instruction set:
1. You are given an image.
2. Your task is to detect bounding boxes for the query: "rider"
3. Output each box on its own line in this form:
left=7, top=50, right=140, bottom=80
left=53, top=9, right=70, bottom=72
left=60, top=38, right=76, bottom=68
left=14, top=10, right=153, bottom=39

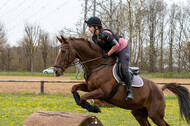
left=85, top=16, right=133, bottom=100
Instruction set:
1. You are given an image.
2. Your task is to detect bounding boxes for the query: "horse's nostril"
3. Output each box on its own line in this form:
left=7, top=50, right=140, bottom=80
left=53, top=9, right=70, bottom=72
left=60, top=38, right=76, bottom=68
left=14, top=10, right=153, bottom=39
left=55, top=70, right=58, bottom=74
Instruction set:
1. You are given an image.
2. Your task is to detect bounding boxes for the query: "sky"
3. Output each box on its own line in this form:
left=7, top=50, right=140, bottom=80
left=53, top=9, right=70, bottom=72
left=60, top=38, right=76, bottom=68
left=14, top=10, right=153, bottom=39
left=0, top=0, right=188, bottom=46
left=0, top=0, right=82, bottom=46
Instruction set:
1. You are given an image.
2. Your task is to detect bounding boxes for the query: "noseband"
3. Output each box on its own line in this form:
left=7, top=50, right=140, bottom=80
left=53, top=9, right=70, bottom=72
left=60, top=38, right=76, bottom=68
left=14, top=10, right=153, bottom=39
left=54, top=39, right=75, bottom=71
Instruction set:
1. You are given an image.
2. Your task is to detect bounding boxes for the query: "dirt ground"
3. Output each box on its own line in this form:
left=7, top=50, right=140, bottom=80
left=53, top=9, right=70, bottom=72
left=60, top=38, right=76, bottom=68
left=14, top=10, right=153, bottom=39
left=0, top=76, right=75, bottom=95
left=0, top=76, right=189, bottom=96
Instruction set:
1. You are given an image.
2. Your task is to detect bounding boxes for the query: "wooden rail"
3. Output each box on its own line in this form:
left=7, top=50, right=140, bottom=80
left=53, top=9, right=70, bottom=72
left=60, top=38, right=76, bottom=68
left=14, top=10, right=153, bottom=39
left=0, top=80, right=189, bottom=93
left=0, top=80, right=84, bottom=93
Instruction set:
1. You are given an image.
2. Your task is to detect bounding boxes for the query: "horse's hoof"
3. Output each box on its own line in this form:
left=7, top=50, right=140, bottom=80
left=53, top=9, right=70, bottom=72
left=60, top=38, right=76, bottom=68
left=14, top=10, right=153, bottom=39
left=91, top=105, right=101, bottom=113
left=81, top=102, right=101, bottom=113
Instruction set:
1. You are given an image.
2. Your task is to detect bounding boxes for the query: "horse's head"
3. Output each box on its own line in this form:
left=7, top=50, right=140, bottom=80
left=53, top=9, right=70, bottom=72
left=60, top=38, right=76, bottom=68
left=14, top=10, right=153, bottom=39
left=54, top=36, right=76, bottom=77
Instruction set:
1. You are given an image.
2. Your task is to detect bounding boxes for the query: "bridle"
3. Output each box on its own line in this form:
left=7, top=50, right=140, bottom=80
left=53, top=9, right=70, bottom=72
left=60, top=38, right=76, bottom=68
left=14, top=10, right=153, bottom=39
left=54, top=39, right=103, bottom=71
left=53, top=39, right=75, bottom=72
left=54, top=39, right=115, bottom=80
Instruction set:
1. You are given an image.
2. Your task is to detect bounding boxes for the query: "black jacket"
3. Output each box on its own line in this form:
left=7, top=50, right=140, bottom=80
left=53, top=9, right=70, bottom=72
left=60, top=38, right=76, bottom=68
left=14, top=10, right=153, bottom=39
left=92, top=29, right=120, bottom=52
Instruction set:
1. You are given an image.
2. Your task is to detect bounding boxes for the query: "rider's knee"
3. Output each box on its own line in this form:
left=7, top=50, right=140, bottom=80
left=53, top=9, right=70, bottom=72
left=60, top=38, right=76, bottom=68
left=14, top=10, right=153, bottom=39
left=126, top=54, right=130, bottom=61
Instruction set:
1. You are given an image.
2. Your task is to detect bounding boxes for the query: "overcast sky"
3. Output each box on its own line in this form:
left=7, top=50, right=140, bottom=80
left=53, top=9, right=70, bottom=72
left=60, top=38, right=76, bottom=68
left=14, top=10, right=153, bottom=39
left=0, top=0, right=82, bottom=46
left=0, top=0, right=188, bottom=46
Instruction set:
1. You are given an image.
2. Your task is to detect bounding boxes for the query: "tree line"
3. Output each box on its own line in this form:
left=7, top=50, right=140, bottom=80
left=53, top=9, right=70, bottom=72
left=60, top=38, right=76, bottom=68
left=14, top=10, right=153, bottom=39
left=0, top=0, right=190, bottom=73
left=0, top=23, right=59, bottom=73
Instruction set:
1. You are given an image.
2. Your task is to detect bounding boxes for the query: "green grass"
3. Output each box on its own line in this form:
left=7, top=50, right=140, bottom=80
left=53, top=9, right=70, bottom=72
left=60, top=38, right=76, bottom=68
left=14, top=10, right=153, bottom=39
left=0, top=71, right=189, bottom=78
left=0, top=71, right=189, bottom=79
left=140, top=72, right=190, bottom=78
left=0, top=93, right=188, bottom=126
left=0, top=72, right=76, bottom=77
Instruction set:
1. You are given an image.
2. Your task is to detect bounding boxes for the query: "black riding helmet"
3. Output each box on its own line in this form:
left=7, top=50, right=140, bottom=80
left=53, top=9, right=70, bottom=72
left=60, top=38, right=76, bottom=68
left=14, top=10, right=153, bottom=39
left=85, top=17, right=102, bottom=26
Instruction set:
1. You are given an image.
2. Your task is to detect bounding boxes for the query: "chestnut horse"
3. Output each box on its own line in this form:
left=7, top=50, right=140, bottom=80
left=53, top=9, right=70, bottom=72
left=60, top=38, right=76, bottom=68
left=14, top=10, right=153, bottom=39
left=54, top=36, right=190, bottom=126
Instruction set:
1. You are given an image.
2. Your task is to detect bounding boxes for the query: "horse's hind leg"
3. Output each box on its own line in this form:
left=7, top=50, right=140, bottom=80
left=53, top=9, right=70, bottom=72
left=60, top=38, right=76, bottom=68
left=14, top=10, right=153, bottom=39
left=148, top=112, right=169, bottom=126
left=148, top=101, right=170, bottom=126
left=148, top=111, right=169, bottom=126
left=131, top=107, right=151, bottom=126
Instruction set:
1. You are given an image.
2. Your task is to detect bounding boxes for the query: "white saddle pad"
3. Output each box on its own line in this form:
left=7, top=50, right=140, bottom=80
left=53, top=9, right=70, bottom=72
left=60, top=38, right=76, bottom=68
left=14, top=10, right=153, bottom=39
left=113, top=63, right=144, bottom=87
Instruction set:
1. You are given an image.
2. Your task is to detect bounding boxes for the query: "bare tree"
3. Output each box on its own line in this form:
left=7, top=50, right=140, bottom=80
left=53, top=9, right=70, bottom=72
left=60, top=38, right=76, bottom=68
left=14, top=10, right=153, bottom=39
left=93, top=0, right=96, bottom=16
left=145, top=0, right=160, bottom=72
left=0, top=23, right=7, bottom=46
left=22, top=23, right=40, bottom=73
left=157, top=1, right=167, bottom=72
left=83, top=0, right=88, bottom=35
left=39, top=31, right=49, bottom=69
left=0, top=23, right=9, bottom=71
left=109, top=0, right=113, bottom=29
left=124, top=0, right=146, bottom=66
left=183, top=42, right=190, bottom=71
left=126, top=0, right=133, bottom=53
left=168, top=4, right=178, bottom=72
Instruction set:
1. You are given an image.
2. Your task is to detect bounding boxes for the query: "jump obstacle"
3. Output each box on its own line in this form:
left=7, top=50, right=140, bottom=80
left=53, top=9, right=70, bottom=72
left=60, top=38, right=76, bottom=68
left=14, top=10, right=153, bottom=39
left=23, top=111, right=103, bottom=126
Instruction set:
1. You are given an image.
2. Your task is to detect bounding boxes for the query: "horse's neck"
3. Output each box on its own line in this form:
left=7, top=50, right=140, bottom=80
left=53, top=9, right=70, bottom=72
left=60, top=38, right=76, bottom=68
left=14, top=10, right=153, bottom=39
left=72, top=40, right=103, bottom=69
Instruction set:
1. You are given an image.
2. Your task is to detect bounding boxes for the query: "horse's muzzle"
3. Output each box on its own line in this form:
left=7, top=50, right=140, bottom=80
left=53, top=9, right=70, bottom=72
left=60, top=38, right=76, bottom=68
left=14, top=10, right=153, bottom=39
left=54, top=67, right=64, bottom=77
left=55, top=70, right=63, bottom=77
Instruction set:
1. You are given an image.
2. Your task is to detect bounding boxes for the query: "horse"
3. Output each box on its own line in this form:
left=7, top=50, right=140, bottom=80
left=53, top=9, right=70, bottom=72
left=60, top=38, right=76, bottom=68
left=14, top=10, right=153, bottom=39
left=53, top=35, right=190, bottom=126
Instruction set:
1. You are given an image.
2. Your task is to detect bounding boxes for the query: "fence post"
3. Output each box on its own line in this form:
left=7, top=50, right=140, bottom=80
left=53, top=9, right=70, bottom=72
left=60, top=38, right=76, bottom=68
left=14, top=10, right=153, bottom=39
left=41, top=81, right=44, bottom=94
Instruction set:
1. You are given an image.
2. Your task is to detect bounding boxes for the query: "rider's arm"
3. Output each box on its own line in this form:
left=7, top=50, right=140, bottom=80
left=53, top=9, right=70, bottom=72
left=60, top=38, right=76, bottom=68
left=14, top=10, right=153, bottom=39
left=101, top=32, right=118, bottom=46
left=100, top=31, right=119, bottom=56
left=107, top=48, right=116, bottom=56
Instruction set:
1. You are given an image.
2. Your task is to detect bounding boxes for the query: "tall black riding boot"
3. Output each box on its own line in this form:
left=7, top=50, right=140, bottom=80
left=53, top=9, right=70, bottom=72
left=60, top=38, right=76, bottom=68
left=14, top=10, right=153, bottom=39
left=124, top=72, right=133, bottom=100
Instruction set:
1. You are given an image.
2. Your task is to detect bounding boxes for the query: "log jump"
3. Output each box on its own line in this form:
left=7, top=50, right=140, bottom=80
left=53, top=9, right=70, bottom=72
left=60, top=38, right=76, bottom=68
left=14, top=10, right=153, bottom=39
left=23, top=111, right=103, bottom=126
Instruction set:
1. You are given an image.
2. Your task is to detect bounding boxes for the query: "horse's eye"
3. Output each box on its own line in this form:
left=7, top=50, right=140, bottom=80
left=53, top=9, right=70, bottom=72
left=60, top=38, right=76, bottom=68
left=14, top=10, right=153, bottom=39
left=62, top=50, right=66, bottom=53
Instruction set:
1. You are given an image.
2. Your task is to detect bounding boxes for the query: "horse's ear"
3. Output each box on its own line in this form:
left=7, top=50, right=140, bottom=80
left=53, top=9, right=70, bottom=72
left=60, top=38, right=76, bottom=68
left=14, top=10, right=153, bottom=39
left=56, top=36, right=62, bottom=43
left=61, top=35, right=68, bottom=44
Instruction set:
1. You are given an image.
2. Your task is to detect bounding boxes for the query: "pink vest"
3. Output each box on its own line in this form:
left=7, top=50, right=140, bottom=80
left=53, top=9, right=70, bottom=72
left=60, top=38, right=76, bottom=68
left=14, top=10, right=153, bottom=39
left=103, top=30, right=127, bottom=53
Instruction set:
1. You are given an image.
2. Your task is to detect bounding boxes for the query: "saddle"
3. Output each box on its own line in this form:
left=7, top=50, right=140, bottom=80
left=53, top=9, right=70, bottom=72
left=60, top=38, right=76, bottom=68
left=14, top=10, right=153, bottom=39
left=113, top=62, right=143, bottom=87
left=103, top=61, right=144, bottom=102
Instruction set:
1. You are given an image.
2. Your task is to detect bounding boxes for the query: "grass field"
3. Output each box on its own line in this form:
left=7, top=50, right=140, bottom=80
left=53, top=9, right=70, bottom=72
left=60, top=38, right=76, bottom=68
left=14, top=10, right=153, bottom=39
left=0, top=73, right=189, bottom=125
left=0, top=93, right=188, bottom=126
left=0, top=72, right=189, bottom=78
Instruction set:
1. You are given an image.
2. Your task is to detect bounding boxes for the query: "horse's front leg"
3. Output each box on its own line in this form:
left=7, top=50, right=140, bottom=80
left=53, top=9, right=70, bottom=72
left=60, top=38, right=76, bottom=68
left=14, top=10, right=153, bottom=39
left=79, top=88, right=105, bottom=105
left=71, top=83, right=101, bottom=113
left=71, top=83, right=89, bottom=106
left=77, top=89, right=105, bottom=113
left=71, top=84, right=103, bottom=113
left=71, top=83, right=89, bottom=94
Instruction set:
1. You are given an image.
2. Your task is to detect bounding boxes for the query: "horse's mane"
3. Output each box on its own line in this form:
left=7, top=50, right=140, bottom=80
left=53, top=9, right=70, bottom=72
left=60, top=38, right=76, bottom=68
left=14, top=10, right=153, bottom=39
left=69, top=37, right=102, bottom=53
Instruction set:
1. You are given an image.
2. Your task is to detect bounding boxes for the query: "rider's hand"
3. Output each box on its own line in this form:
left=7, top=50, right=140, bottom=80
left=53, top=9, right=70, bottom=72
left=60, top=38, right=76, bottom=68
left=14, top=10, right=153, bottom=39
left=103, top=53, right=109, bottom=58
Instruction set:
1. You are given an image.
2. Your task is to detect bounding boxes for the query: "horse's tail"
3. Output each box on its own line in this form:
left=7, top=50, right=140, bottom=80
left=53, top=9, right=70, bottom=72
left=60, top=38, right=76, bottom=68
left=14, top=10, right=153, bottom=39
left=162, top=83, right=190, bottom=124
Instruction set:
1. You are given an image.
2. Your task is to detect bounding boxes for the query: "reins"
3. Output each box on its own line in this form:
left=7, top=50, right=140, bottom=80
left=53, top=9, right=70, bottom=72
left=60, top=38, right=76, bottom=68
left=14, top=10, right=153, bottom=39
left=79, top=56, right=103, bottom=64
left=54, top=39, right=115, bottom=81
